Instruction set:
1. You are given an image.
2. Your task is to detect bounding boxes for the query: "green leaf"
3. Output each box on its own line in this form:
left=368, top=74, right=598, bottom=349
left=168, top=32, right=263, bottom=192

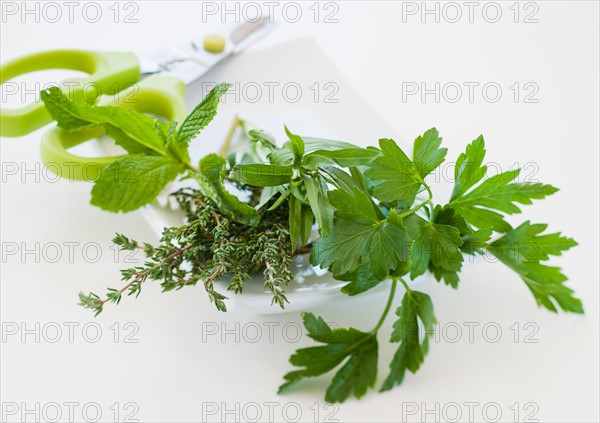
left=450, top=135, right=487, bottom=201
left=279, top=312, right=378, bottom=403
left=428, top=263, right=461, bottom=288
left=288, top=195, right=313, bottom=251
left=194, top=154, right=259, bottom=226
left=413, top=128, right=447, bottom=178
left=381, top=290, right=436, bottom=391
left=319, top=166, right=361, bottom=193
left=434, top=206, right=492, bottom=254
left=460, top=227, right=493, bottom=254
left=364, top=138, right=422, bottom=207
left=329, top=187, right=383, bottom=223
left=311, top=188, right=412, bottom=279
left=488, top=221, right=581, bottom=313
left=161, top=120, right=189, bottom=163
left=269, top=137, right=360, bottom=165
left=285, top=126, right=305, bottom=165
left=230, top=164, right=293, bottom=186
left=304, top=174, right=333, bottom=237
left=248, top=129, right=277, bottom=151
left=405, top=214, right=464, bottom=283
left=300, top=204, right=315, bottom=247
left=453, top=205, right=512, bottom=233
left=302, top=312, right=334, bottom=341
left=304, top=147, right=381, bottom=167
left=449, top=137, right=558, bottom=232
left=41, top=86, right=167, bottom=155
left=91, top=155, right=184, bottom=212
left=339, top=265, right=385, bottom=296
left=177, top=83, right=230, bottom=146
left=255, top=186, right=281, bottom=210
left=457, top=169, right=558, bottom=214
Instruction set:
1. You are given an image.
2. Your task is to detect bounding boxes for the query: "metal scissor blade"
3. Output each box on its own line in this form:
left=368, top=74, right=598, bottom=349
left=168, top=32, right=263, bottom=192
left=230, top=16, right=272, bottom=53
left=139, top=17, right=273, bottom=85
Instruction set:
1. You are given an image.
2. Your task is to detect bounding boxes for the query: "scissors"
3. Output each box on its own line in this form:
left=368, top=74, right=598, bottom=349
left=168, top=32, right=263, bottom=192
left=0, top=17, right=272, bottom=180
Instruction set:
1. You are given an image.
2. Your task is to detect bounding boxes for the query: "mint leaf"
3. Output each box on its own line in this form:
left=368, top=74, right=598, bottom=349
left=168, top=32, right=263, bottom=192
left=177, top=83, right=230, bottom=146
left=413, top=128, right=447, bottom=178
left=230, top=164, right=293, bottom=186
left=41, top=86, right=167, bottom=155
left=311, top=188, right=411, bottom=279
left=194, top=154, right=259, bottom=226
left=279, top=312, right=378, bottom=403
left=488, top=221, right=581, bottom=313
left=364, top=138, right=421, bottom=207
left=381, top=290, right=436, bottom=391
left=91, top=155, right=184, bottom=212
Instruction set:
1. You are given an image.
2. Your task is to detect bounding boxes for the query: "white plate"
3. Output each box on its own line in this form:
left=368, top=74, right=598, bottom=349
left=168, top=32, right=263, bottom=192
left=96, top=38, right=425, bottom=314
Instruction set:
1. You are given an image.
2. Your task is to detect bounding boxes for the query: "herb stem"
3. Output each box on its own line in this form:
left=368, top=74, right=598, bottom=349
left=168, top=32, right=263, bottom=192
left=398, top=199, right=432, bottom=218
left=219, top=115, right=241, bottom=157
left=96, top=243, right=194, bottom=308
left=374, top=277, right=398, bottom=332
left=399, top=277, right=412, bottom=296
left=398, top=181, right=434, bottom=218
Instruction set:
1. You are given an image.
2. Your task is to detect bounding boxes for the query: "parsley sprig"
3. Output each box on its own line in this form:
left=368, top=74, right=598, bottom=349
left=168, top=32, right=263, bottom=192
left=41, top=84, right=581, bottom=402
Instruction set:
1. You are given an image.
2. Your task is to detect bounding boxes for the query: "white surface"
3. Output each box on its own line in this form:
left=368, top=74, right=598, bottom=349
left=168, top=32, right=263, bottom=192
left=1, top=2, right=599, bottom=422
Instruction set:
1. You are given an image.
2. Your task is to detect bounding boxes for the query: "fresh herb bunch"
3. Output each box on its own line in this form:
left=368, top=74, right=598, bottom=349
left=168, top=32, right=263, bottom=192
left=41, top=84, right=581, bottom=403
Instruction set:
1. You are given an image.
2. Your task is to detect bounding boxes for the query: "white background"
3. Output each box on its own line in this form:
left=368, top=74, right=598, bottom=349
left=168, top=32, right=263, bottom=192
left=1, top=1, right=599, bottom=422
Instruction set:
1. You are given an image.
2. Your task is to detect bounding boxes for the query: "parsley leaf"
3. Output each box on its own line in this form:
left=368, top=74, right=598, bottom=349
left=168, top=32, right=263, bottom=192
left=450, top=135, right=487, bottom=200
left=450, top=137, right=559, bottom=232
left=364, top=138, right=422, bottom=207
left=434, top=206, right=492, bottom=255
left=405, top=213, right=464, bottom=285
left=413, top=128, right=447, bottom=178
left=488, top=221, right=581, bottom=313
left=364, top=129, right=446, bottom=207
left=339, top=265, right=384, bottom=296
left=279, top=312, right=378, bottom=403
left=381, top=290, right=436, bottom=391
left=311, top=188, right=412, bottom=279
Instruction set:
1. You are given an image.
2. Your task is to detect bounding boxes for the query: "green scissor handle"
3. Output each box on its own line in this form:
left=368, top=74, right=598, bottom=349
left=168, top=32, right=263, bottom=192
left=0, top=49, right=140, bottom=137
left=40, top=74, right=187, bottom=181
